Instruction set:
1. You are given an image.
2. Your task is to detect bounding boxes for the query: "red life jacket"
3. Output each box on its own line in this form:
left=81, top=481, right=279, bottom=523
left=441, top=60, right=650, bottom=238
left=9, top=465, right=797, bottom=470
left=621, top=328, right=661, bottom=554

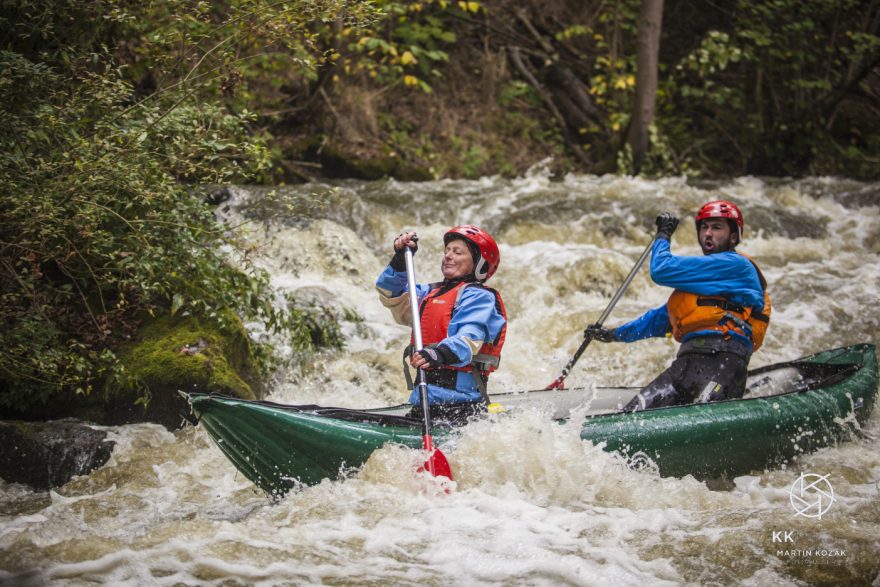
left=666, top=253, right=771, bottom=351
left=416, top=281, right=507, bottom=377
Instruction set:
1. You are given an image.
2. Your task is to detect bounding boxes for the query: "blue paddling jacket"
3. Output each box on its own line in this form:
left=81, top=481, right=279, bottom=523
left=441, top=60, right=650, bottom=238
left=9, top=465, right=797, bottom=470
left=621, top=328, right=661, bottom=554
left=613, top=239, right=767, bottom=352
left=376, top=265, right=507, bottom=405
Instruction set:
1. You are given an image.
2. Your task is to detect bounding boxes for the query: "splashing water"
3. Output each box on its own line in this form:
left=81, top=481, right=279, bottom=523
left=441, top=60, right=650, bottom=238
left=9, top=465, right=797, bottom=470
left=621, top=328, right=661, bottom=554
left=2, top=174, right=878, bottom=586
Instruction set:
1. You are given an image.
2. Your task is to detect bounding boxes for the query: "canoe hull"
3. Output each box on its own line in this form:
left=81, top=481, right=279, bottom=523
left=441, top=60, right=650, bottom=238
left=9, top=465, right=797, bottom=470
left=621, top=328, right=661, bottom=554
left=578, top=344, right=877, bottom=478
left=188, top=344, right=877, bottom=495
left=196, top=402, right=432, bottom=495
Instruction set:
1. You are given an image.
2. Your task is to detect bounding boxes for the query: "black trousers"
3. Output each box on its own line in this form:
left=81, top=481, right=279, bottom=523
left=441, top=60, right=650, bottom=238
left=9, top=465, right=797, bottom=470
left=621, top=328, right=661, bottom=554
left=624, top=338, right=750, bottom=412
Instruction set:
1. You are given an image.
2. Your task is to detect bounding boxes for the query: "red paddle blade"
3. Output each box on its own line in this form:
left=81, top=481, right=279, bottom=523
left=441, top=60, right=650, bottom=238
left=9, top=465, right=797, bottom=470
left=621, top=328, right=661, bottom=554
left=422, top=447, right=453, bottom=479
left=545, top=376, right=566, bottom=390
left=417, top=434, right=453, bottom=480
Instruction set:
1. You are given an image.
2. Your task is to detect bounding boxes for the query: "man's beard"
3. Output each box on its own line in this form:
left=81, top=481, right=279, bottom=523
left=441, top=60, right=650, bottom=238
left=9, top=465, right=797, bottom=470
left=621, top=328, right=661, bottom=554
left=701, top=237, right=736, bottom=255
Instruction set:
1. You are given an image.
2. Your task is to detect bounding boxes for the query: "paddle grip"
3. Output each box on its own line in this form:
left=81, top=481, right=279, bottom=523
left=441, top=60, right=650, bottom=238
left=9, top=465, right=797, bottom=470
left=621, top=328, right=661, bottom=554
left=404, top=247, right=424, bottom=352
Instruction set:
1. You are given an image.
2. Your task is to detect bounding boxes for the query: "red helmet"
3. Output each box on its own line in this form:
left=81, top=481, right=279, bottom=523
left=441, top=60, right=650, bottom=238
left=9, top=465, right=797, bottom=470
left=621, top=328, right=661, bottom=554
left=444, top=225, right=500, bottom=282
left=695, top=200, right=744, bottom=241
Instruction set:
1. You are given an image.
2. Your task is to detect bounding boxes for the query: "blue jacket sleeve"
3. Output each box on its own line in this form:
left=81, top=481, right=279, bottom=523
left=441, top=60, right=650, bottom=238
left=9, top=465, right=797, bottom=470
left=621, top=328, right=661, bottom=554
left=649, top=239, right=765, bottom=309
left=376, top=265, right=432, bottom=299
left=613, top=305, right=671, bottom=342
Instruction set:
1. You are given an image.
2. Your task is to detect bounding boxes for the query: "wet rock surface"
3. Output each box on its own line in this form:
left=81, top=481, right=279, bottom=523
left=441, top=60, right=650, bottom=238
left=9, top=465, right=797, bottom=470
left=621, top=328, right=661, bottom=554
left=0, top=420, right=115, bottom=491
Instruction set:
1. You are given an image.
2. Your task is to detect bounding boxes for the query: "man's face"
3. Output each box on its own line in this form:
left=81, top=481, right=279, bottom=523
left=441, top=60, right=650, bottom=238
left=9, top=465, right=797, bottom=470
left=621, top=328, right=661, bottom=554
left=699, top=218, right=737, bottom=255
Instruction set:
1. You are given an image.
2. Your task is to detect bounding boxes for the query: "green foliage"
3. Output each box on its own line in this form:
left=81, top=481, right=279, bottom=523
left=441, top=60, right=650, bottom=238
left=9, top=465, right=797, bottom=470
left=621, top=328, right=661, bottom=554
left=676, top=31, right=743, bottom=105
left=458, top=142, right=488, bottom=179
left=114, top=0, right=378, bottom=103
left=338, top=0, right=466, bottom=92
left=616, top=123, right=691, bottom=177
left=0, top=1, right=350, bottom=413
left=499, top=81, right=540, bottom=108
left=663, top=0, right=880, bottom=177
left=559, top=0, right=640, bottom=154
left=555, top=25, right=590, bottom=42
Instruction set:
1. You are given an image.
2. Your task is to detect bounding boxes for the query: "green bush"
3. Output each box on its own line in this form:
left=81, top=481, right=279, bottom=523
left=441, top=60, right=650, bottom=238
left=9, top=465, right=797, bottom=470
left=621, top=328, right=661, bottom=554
left=0, top=0, right=354, bottom=412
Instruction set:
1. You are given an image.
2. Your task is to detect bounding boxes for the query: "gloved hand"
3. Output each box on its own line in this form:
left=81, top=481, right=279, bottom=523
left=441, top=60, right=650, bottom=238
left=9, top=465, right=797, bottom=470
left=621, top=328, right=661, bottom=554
left=655, top=213, right=679, bottom=239
left=584, top=323, right=616, bottom=343
left=411, top=344, right=457, bottom=369
left=390, top=231, right=419, bottom=270
left=393, top=231, right=418, bottom=253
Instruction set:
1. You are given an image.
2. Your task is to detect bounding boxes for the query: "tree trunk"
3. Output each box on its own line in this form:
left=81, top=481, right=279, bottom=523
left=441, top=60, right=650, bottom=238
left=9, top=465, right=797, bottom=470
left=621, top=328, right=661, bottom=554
left=508, top=47, right=593, bottom=166
left=626, top=0, right=664, bottom=173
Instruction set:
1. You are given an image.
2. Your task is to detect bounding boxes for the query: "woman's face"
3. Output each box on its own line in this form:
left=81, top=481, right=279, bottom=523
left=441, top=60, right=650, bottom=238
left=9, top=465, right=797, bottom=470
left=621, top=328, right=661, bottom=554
left=441, top=238, right=475, bottom=280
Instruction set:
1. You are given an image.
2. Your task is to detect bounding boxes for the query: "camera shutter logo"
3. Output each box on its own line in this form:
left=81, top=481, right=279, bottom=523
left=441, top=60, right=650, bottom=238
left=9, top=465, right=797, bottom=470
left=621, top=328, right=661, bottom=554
left=789, top=473, right=835, bottom=519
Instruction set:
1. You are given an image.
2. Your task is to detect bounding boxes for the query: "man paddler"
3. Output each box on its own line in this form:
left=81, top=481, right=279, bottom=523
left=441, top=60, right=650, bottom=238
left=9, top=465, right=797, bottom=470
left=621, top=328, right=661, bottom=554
left=587, top=200, right=771, bottom=411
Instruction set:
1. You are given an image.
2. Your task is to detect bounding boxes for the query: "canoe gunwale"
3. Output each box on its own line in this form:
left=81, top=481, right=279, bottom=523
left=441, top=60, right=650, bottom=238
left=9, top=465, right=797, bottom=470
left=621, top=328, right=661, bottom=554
left=185, top=343, right=877, bottom=493
left=186, top=352, right=867, bottom=428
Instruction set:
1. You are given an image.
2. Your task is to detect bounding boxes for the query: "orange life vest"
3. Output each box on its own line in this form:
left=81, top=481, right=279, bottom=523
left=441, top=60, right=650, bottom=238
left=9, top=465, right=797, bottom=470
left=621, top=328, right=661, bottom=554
left=416, top=281, right=507, bottom=377
left=666, top=253, right=771, bottom=351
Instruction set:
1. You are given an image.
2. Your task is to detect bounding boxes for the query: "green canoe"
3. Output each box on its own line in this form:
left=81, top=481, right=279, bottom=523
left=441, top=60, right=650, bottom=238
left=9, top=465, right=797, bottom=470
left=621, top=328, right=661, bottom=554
left=185, top=344, right=877, bottom=497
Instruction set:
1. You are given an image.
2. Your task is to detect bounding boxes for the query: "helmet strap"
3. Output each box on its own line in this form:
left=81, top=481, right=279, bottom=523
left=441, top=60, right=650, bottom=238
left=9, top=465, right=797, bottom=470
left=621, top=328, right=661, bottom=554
left=473, top=258, right=489, bottom=282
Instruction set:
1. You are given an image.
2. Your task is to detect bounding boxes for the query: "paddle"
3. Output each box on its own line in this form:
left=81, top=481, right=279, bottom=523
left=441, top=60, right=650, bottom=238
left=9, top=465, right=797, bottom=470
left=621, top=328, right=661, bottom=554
left=546, top=235, right=657, bottom=390
left=404, top=245, right=454, bottom=481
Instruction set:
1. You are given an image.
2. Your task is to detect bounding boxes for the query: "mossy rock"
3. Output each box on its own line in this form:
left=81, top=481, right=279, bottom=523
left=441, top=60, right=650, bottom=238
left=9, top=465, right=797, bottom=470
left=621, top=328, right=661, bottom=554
left=106, top=312, right=263, bottom=429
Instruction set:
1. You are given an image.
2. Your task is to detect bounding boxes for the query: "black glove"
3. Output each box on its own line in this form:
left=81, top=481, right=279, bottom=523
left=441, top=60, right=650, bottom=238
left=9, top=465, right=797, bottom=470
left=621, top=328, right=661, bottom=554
left=584, top=323, right=616, bottom=343
left=413, top=344, right=457, bottom=369
left=655, top=213, right=679, bottom=239
left=390, top=233, right=419, bottom=271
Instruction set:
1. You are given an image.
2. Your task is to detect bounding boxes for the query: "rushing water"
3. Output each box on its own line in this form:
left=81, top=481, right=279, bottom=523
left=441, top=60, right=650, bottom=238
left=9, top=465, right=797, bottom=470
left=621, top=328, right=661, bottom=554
left=2, top=171, right=879, bottom=586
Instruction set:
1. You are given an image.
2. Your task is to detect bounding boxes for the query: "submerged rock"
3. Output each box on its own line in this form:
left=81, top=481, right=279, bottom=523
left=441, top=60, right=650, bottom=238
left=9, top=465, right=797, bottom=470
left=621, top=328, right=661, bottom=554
left=0, top=420, right=114, bottom=491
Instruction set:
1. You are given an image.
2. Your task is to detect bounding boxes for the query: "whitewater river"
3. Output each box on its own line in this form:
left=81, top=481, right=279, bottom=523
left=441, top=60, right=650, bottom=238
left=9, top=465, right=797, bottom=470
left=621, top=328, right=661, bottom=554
left=1, top=172, right=879, bottom=586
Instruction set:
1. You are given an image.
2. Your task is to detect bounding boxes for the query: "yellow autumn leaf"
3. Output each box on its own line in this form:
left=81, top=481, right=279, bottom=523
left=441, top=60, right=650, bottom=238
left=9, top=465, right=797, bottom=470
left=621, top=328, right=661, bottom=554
left=401, top=51, right=417, bottom=65
left=404, top=75, right=419, bottom=86
left=612, top=122, right=621, bottom=131
left=626, top=75, right=636, bottom=87
left=467, top=1, right=480, bottom=12
left=613, top=77, right=627, bottom=90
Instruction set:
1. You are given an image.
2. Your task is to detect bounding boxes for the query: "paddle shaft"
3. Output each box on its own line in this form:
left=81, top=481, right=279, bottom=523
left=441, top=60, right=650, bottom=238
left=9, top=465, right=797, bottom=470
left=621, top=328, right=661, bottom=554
left=547, top=235, right=657, bottom=389
left=404, top=246, right=436, bottom=452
